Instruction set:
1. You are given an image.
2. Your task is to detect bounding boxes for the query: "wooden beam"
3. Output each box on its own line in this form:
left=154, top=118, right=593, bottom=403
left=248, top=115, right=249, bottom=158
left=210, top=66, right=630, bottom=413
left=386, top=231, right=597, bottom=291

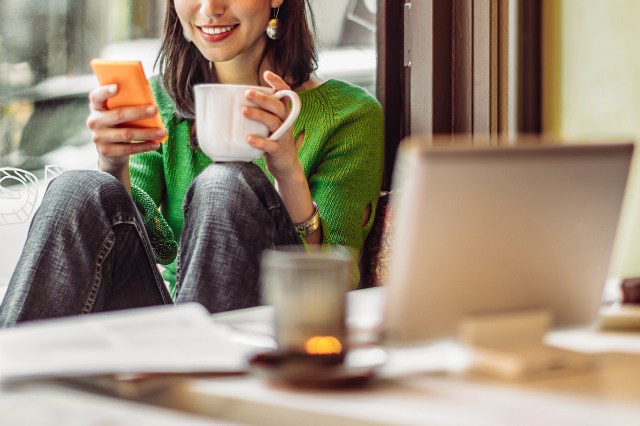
left=376, top=0, right=406, bottom=189
left=452, top=0, right=473, bottom=133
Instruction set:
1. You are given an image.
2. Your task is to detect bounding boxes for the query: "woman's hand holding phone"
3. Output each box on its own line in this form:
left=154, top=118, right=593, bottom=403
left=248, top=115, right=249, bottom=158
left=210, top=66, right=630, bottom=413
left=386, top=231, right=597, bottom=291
left=87, top=85, right=166, bottom=171
left=87, top=60, right=167, bottom=176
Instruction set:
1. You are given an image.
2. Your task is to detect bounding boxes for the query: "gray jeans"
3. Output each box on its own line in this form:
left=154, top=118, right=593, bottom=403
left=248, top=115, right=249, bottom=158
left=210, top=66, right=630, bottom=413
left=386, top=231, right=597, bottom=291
left=0, top=163, right=300, bottom=327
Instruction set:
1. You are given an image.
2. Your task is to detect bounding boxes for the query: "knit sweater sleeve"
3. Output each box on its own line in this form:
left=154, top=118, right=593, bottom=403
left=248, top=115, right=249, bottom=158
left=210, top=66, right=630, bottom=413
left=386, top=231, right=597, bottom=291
left=309, top=89, right=384, bottom=267
left=128, top=77, right=178, bottom=265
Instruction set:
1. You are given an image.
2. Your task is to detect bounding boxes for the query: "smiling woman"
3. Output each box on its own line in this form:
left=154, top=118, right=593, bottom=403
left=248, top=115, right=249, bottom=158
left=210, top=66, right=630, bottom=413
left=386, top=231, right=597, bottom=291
left=162, top=0, right=316, bottom=123
left=176, top=0, right=273, bottom=63
left=0, top=0, right=378, bottom=297
left=0, top=0, right=376, bottom=171
left=0, top=0, right=383, bottom=325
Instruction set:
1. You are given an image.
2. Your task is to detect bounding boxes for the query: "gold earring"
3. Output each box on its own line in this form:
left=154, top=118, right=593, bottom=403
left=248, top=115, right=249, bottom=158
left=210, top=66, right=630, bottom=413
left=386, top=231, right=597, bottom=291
left=266, top=7, right=281, bottom=40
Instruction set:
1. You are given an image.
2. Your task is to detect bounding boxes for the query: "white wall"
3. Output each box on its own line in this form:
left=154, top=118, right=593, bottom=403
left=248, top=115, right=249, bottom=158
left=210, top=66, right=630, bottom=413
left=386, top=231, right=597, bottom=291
left=543, top=0, right=640, bottom=278
left=309, top=0, right=351, bottom=47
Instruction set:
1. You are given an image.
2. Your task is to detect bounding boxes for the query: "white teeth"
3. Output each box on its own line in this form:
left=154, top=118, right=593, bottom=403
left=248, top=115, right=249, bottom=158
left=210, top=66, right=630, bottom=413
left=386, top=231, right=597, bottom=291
left=201, top=26, right=235, bottom=35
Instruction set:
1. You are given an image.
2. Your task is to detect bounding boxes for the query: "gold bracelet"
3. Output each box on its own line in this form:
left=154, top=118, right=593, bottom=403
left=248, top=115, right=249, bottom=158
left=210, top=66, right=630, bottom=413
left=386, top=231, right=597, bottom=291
left=294, top=201, right=320, bottom=237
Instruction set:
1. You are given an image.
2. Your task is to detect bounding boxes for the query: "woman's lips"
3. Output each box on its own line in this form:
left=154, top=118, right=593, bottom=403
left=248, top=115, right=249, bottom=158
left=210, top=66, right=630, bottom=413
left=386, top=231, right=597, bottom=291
left=198, top=25, right=238, bottom=42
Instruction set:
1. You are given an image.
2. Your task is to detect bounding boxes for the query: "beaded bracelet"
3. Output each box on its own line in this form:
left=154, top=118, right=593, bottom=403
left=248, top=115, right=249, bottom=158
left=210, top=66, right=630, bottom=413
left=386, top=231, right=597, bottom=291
left=294, top=201, right=320, bottom=237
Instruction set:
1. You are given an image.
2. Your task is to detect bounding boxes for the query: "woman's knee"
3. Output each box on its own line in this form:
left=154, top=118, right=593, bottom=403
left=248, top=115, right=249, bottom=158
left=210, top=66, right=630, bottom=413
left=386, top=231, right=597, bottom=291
left=44, top=170, right=131, bottom=215
left=184, top=163, right=275, bottom=220
left=189, top=163, right=268, bottom=202
left=195, top=163, right=265, bottom=190
left=48, top=170, right=119, bottom=194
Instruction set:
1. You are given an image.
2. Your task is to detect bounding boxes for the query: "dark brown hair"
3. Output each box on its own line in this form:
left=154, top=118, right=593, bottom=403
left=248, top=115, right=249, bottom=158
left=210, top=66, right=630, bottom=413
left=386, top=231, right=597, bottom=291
left=156, top=0, right=317, bottom=124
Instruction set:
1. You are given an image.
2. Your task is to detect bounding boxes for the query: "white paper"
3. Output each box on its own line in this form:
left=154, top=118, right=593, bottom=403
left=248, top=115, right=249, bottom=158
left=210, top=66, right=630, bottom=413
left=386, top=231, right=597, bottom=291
left=0, top=303, right=264, bottom=383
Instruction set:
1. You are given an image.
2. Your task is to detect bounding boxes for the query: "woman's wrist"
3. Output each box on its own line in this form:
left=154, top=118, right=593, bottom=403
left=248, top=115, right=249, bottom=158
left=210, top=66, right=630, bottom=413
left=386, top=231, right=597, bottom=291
left=98, top=157, right=131, bottom=193
left=271, top=156, right=305, bottom=184
left=273, top=159, right=306, bottom=195
left=293, top=201, right=321, bottom=237
left=274, top=161, right=317, bottom=225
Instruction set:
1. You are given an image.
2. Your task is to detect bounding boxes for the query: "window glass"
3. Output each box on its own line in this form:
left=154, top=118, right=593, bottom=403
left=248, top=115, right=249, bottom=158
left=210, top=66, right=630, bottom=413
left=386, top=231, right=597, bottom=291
left=0, top=0, right=377, bottom=285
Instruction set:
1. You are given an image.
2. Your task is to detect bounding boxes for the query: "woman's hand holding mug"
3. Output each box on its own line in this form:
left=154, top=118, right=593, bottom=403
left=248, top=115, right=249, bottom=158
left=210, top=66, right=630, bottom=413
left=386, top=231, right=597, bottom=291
left=194, top=70, right=301, bottom=179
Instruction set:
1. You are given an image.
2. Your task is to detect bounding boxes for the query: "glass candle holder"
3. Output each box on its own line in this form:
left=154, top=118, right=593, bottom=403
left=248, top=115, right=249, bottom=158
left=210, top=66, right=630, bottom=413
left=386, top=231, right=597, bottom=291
left=261, top=247, right=353, bottom=358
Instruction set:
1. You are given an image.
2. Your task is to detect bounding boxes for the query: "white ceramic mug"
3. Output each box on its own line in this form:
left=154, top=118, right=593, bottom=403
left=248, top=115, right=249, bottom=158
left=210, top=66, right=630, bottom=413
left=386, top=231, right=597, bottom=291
left=194, top=84, right=301, bottom=162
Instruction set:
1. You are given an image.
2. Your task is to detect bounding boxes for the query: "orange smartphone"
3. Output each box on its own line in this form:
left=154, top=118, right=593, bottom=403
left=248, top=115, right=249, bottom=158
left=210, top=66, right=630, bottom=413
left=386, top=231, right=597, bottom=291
left=90, top=59, right=167, bottom=142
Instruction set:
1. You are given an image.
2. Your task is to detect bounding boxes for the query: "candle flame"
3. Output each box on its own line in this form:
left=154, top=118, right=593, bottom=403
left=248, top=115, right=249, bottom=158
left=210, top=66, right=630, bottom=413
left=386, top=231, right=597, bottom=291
left=304, top=336, right=343, bottom=355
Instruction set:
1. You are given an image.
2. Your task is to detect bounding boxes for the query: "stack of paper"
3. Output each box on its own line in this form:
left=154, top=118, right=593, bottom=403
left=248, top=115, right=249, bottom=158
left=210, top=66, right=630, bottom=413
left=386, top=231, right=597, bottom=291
left=0, top=303, right=266, bottom=385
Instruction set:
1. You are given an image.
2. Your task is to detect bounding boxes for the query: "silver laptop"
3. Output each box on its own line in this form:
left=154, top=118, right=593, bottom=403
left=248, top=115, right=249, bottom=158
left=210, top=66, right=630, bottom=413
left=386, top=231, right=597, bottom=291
left=383, top=138, right=634, bottom=345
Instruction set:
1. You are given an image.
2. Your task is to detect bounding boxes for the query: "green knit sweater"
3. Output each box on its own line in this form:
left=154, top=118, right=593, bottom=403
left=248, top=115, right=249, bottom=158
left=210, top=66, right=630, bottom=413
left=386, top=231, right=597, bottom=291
left=129, top=77, right=384, bottom=296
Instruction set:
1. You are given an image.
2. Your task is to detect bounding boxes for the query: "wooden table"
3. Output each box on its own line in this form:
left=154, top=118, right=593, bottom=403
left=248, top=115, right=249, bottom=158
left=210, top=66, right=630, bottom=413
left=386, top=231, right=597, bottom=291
left=143, top=288, right=640, bottom=425
left=2, top=288, right=638, bottom=425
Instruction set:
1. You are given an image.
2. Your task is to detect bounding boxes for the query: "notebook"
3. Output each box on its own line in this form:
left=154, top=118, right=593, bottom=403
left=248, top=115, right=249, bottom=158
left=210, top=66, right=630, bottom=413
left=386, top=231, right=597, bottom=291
left=383, top=138, right=634, bottom=345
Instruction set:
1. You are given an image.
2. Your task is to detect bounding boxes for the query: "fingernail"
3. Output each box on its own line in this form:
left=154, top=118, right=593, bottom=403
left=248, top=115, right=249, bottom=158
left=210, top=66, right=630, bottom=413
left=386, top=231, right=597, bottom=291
left=245, top=90, right=254, bottom=100
left=108, top=84, right=117, bottom=93
left=156, top=129, right=166, bottom=137
left=147, top=106, right=157, bottom=114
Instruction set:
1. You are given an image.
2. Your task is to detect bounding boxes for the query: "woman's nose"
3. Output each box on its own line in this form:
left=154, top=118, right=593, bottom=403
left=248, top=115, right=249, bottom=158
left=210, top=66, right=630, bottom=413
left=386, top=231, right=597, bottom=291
left=199, top=0, right=225, bottom=18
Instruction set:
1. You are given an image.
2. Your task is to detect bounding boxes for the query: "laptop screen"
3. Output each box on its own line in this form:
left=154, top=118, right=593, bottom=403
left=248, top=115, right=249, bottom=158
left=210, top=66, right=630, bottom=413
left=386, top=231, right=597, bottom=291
left=383, top=139, right=634, bottom=345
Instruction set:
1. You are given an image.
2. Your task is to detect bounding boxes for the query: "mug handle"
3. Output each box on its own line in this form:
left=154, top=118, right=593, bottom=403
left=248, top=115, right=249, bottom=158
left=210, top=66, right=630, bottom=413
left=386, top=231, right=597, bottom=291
left=269, top=90, right=302, bottom=141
